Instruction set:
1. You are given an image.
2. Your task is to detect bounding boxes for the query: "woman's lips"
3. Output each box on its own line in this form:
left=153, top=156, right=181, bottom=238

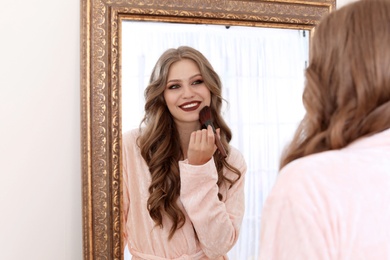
left=179, top=101, right=201, bottom=111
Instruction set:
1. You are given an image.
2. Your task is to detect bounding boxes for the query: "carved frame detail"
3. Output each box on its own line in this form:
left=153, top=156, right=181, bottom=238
left=80, top=0, right=335, bottom=259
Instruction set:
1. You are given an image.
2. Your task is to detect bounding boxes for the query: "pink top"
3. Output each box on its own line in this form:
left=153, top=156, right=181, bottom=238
left=122, top=129, right=247, bottom=260
left=259, top=128, right=390, bottom=259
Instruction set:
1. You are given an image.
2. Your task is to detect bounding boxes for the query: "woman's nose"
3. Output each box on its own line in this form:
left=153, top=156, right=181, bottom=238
left=182, top=84, right=195, bottom=98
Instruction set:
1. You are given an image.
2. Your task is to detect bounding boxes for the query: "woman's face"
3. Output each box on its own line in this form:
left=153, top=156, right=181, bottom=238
left=163, top=58, right=211, bottom=128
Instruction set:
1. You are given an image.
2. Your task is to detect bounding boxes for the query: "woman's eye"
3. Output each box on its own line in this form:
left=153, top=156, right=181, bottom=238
left=192, top=80, right=203, bottom=85
left=168, top=84, right=180, bottom=89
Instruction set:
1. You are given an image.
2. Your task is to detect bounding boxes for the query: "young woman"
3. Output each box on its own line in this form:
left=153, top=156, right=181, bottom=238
left=259, top=0, right=390, bottom=259
left=122, top=46, right=246, bottom=259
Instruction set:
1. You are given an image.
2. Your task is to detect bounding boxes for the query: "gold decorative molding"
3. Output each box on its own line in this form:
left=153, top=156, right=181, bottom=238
left=80, top=0, right=335, bottom=259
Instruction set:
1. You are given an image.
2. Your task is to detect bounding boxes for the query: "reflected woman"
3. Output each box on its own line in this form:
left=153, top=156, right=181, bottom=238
left=122, top=46, right=246, bottom=259
left=260, top=0, right=390, bottom=259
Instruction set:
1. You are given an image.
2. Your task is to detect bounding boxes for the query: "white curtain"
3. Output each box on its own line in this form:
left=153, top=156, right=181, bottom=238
left=122, top=21, right=308, bottom=259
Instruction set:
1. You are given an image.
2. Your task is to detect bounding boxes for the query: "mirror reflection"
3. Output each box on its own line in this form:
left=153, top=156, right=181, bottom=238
left=121, top=21, right=308, bottom=259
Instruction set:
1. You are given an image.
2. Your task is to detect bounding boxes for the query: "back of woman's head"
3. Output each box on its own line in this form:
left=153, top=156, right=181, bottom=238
left=280, top=0, right=390, bottom=168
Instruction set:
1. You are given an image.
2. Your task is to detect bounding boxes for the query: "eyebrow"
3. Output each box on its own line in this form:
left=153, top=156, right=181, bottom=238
left=167, top=73, right=202, bottom=84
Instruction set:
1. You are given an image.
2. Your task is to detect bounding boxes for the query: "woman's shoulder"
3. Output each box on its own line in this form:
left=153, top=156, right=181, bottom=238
left=123, top=128, right=142, bottom=143
left=227, top=145, right=247, bottom=172
left=275, top=148, right=357, bottom=200
left=279, top=149, right=342, bottom=179
left=267, top=152, right=341, bottom=208
left=122, top=128, right=142, bottom=147
left=281, top=128, right=390, bottom=177
left=227, top=145, right=244, bottom=160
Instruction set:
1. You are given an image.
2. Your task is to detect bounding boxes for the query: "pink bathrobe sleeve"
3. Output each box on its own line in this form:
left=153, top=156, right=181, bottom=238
left=122, top=128, right=247, bottom=259
left=179, top=151, right=246, bottom=258
left=259, top=129, right=390, bottom=260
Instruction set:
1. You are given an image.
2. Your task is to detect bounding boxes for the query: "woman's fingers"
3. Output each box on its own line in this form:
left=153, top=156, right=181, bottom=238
left=216, top=127, right=221, bottom=138
left=187, top=125, right=216, bottom=165
left=207, top=125, right=215, bottom=145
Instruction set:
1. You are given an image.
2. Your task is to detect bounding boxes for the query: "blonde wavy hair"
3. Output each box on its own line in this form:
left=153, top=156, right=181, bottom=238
left=280, top=0, right=390, bottom=169
left=137, top=46, right=242, bottom=239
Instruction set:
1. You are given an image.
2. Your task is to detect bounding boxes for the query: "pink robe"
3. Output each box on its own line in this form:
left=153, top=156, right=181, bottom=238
left=122, top=129, right=247, bottom=259
left=260, top=128, right=390, bottom=259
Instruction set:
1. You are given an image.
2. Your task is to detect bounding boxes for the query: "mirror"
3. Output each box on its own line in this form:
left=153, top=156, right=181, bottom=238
left=80, top=1, right=335, bottom=259
left=121, top=21, right=308, bottom=259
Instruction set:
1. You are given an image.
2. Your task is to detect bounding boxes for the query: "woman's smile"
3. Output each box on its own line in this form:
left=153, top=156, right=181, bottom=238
left=179, top=101, right=201, bottom=111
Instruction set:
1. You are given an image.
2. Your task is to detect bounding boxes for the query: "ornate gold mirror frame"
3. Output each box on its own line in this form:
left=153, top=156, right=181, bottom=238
left=80, top=0, right=335, bottom=259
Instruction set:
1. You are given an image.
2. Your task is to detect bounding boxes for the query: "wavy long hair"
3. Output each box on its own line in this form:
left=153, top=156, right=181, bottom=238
left=137, top=46, right=241, bottom=239
left=280, top=0, right=390, bottom=169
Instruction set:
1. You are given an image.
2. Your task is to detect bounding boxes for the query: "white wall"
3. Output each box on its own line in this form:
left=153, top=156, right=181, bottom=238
left=0, top=0, right=82, bottom=259
left=0, top=0, right=357, bottom=259
left=337, top=0, right=357, bottom=8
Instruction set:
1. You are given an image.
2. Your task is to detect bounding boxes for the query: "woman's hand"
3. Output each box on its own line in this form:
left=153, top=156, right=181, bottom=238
left=187, top=125, right=218, bottom=165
